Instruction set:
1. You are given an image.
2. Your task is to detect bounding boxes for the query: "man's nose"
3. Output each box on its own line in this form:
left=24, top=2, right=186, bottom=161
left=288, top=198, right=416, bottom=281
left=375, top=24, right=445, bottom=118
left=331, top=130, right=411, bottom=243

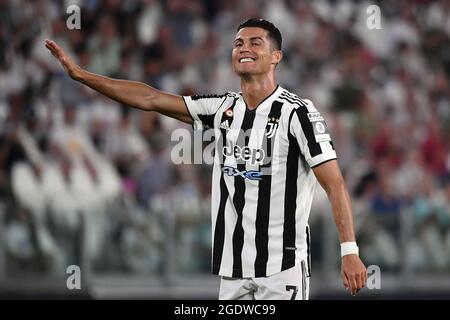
left=240, top=42, right=251, bottom=52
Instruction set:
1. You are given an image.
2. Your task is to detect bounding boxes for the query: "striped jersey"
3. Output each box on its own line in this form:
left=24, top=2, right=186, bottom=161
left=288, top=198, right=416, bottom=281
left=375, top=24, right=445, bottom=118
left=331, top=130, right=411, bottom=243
left=182, top=85, right=337, bottom=278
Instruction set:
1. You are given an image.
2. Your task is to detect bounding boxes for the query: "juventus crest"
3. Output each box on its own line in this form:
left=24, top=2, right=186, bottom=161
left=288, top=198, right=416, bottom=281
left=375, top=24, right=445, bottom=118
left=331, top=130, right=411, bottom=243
left=266, top=117, right=279, bottom=139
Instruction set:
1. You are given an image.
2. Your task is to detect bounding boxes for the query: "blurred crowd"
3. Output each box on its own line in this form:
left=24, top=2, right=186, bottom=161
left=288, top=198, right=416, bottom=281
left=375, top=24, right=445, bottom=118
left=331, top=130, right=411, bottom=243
left=0, top=0, right=449, bottom=279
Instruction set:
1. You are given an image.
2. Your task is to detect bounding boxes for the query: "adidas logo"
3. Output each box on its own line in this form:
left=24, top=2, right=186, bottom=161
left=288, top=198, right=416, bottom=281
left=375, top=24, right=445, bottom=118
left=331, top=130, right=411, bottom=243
left=220, top=120, right=230, bottom=130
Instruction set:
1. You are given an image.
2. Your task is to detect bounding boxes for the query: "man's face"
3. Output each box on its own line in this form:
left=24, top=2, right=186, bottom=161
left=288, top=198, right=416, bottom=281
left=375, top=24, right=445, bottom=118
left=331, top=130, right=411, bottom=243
left=232, top=27, right=281, bottom=77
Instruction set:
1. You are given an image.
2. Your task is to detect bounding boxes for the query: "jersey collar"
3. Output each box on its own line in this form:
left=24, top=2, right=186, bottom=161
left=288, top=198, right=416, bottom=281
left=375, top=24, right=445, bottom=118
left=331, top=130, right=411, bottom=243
left=239, top=85, right=284, bottom=112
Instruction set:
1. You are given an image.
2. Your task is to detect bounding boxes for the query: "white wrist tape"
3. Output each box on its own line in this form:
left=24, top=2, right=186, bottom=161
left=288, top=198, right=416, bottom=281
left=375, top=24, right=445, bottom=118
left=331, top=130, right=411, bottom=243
left=340, top=242, right=359, bottom=258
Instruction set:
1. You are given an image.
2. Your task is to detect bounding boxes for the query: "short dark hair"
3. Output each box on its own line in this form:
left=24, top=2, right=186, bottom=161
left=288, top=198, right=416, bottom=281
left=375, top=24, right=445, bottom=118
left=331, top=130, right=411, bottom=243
left=237, top=18, right=282, bottom=50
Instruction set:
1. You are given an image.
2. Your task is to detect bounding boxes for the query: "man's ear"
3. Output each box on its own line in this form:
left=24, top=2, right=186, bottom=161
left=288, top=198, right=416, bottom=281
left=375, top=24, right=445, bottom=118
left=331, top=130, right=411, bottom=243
left=271, top=50, right=283, bottom=65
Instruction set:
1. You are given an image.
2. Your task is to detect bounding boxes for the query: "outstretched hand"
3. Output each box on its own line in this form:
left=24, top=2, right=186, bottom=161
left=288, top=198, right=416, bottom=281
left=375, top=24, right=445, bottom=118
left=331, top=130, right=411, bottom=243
left=341, top=254, right=367, bottom=296
left=45, top=39, right=81, bottom=79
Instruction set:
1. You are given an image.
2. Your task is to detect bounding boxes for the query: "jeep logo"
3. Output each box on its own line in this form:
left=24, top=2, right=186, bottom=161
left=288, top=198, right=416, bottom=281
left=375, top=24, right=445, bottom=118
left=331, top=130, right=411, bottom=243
left=223, top=145, right=265, bottom=165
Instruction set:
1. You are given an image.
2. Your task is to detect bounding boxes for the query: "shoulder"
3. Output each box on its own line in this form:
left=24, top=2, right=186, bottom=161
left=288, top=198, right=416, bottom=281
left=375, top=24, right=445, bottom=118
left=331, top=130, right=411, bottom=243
left=278, top=89, right=313, bottom=110
left=277, top=89, right=319, bottom=122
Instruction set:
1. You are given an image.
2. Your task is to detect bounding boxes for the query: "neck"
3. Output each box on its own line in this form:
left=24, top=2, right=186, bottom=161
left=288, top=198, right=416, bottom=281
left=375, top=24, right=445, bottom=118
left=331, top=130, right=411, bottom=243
left=240, top=74, right=277, bottom=111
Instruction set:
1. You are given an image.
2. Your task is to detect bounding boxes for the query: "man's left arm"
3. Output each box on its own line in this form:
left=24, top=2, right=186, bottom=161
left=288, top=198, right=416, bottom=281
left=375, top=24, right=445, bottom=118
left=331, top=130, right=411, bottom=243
left=312, top=159, right=367, bottom=296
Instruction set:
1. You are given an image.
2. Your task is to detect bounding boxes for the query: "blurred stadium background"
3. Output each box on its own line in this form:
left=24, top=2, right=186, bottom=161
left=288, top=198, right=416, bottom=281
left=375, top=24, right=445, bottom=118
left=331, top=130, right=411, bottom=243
left=0, top=0, right=449, bottom=299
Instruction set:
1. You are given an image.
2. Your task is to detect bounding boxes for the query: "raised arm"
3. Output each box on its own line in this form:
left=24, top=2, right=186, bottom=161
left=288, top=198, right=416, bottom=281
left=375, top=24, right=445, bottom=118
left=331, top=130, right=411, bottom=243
left=45, top=40, right=192, bottom=124
left=312, top=159, right=367, bottom=296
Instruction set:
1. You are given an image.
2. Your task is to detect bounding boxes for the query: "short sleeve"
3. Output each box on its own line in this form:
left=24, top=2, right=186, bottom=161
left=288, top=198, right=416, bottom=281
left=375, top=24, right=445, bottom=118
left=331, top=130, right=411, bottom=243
left=289, top=99, right=337, bottom=168
left=182, top=93, right=228, bottom=129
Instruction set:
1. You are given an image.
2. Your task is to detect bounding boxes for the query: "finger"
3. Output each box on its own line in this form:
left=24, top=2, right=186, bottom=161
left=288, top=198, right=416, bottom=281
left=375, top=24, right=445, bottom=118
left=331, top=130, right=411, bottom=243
left=47, top=47, right=65, bottom=63
left=45, top=42, right=58, bottom=56
left=355, top=273, right=363, bottom=291
left=348, top=274, right=358, bottom=295
left=361, top=270, right=368, bottom=288
left=342, top=272, right=350, bottom=290
left=45, top=40, right=55, bottom=50
left=45, top=40, right=61, bottom=56
left=47, top=49, right=59, bottom=60
left=45, top=39, right=57, bottom=49
left=357, top=270, right=368, bottom=294
left=359, top=266, right=367, bottom=288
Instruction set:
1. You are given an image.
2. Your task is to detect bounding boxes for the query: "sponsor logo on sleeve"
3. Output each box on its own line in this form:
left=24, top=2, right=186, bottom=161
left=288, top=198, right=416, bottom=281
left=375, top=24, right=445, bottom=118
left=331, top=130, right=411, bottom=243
left=308, top=112, right=331, bottom=142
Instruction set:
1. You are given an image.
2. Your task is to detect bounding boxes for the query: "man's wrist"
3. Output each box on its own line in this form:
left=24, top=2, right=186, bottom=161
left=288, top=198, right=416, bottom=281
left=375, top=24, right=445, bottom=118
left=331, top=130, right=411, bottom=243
left=340, top=241, right=359, bottom=258
left=72, top=66, right=85, bottom=82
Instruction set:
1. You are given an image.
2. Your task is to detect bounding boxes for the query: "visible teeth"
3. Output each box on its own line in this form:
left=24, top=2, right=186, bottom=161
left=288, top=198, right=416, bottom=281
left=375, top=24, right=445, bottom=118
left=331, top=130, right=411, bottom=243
left=240, top=58, right=254, bottom=63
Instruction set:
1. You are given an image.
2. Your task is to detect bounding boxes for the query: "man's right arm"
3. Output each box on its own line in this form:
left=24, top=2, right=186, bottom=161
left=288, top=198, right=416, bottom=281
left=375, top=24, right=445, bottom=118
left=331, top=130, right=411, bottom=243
left=45, top=40, right=193, bottom=124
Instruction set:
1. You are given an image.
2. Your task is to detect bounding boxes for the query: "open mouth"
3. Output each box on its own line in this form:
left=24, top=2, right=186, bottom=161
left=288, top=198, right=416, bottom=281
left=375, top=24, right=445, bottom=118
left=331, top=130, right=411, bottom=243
left=239, top=57, right=256, bottom=63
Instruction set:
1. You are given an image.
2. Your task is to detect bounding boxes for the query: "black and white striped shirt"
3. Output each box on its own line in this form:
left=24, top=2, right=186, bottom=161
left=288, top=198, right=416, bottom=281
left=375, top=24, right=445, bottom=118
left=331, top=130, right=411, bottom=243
left=183, top=85, right=337, bottom=278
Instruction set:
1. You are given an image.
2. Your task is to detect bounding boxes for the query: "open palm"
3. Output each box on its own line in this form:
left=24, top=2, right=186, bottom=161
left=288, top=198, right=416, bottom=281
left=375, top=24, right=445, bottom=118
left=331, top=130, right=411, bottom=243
left=45, top=39, right=80, bottom=79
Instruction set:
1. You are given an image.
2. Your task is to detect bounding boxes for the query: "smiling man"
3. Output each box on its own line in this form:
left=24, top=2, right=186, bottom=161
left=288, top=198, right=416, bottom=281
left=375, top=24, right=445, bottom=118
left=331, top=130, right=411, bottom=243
left=45, top=18, right=367, bottom=300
